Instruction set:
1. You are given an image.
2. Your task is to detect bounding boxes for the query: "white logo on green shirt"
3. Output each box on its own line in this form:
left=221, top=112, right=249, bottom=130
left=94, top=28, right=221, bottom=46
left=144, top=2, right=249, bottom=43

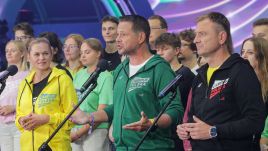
left=128, top=77, right=150, bottom=92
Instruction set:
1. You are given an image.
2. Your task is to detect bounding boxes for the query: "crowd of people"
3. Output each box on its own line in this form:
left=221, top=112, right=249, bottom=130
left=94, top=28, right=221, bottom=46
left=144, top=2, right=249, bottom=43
left=0, top=11, right=268, bottom=151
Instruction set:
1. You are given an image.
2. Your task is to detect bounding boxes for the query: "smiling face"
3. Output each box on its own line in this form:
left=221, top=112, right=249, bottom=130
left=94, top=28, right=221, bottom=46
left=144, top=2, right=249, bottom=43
left=29, top=42, right=52, bottom=71
left=102, top=21, right=118, bottom=43
left=241, top=40, right=258, bottom=70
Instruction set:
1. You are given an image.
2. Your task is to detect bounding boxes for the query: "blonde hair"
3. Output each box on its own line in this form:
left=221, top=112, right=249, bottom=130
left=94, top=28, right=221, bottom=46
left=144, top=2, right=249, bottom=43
left=241, top=37, right=268, bottom=101
left=64, top=34, right=84, bottom=49
left=28, top=37, right=52, bottom=53
left=64, top=34, right=84, bottom=70
left=6, top=40, right=28, bottom=71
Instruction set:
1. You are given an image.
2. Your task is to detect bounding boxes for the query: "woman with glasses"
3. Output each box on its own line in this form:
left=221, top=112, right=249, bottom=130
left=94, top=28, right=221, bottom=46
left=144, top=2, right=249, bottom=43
left=0, top=40, right=28, bottom=151
left=15, top=38, right=78, bottom=151
left=13, top=22, right=34, bottom=49
left=63, top=34, right=84, bottom=77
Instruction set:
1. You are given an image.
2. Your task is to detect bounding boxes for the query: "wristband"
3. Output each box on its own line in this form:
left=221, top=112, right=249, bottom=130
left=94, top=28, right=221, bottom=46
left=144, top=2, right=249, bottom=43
left=149, top=118, right=158, bottom=132
left=88, top=113, right=95, bottom=134
left=149, top=118, right=154, bottom=124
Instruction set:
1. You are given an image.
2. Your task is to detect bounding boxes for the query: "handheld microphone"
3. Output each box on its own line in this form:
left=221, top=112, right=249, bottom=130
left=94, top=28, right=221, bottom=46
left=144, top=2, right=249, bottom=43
left=158, top=74, right=182, bottom=99
left=0, top=65, right=18, bottom=82
left=80, top=59, right=108, bottom=93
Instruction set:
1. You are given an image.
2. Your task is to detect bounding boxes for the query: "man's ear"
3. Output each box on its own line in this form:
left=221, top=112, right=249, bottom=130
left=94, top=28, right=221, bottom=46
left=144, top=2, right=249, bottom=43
left=138, top=32, right=146, bottom=44
left=218, top=31, right=227, bottom=45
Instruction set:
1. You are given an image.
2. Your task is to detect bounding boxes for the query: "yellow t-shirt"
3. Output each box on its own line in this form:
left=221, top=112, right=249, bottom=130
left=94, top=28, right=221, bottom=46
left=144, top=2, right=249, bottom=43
left=207, top=66, right=219, bottom=85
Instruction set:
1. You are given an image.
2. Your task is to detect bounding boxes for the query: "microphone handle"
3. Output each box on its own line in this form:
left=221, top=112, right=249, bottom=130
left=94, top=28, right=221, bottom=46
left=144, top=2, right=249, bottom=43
left=158, top=74, right=182, bottom=99
left=0, top=71, right=9, bottom=82
left=80, top=69, right=100, bottom=93
left=0, top=80, right=6, bottom=95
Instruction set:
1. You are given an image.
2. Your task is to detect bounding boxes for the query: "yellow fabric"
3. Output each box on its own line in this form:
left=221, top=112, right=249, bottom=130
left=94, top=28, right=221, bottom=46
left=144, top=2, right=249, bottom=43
left=149, top=118, right=155, bottom=124
left=15, top=67, right=78, bottom=151
left=63, top=64, right=83, bottom=78
left=207, top=66, right=219, bottom=85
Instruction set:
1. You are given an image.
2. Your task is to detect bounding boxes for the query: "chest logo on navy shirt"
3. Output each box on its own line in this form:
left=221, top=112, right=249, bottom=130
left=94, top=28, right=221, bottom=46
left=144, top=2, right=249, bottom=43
left=128, top=77, right=150, bottom=92
left=210, top=78, right=229, bottom=99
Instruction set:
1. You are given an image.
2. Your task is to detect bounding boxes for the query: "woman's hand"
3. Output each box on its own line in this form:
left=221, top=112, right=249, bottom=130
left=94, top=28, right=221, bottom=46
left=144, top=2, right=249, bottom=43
left=23, top=113, right=50, bottom=131
left=0, top=105, right=15, bottom=116
left=70, top=124, right=90, bottom=142
left=70, top=108, right=90, bottom=125
left=70, top=131, right=80, bottom=142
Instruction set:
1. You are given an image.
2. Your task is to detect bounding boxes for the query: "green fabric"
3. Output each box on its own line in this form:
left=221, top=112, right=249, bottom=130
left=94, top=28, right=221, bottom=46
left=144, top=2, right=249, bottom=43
left=262, top=116, right=268, bottom=138
left=74, top=68, right=113, bottom=129
left=104, top=55, right=184, bottom=150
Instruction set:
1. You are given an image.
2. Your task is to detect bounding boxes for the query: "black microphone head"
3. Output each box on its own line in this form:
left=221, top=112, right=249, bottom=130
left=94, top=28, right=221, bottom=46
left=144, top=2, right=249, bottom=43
left=97, top=59, right=108, bottom=72
left=7, top=65, right=18, bottom=76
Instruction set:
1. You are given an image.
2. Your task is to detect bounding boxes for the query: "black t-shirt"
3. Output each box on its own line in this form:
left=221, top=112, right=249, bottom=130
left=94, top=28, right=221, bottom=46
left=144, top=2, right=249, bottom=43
left=265, top=99, right=268, bottom=115
left=101, top=50, right=121, bottom=71
left=172, top=65, right=195, bottom=151
left=32, top=72, right=51, bottom=103
left=175, top=65, right=195, bottom=109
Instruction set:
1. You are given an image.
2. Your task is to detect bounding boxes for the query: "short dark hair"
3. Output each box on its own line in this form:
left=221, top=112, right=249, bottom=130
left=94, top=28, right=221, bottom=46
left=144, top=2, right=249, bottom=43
left=120, top=15, right=150, bottom=43
left=253, top=18, right=268, bottom=27
left=148, top=15, right=168, bottom=29
left=197, top=12, right=233, bottom=54
left=101, top=15, right=119, bottom=25
left=179, top=29, right=197, bottom=51
left=155, top=32, right=181, bottom=48
left=13, top=22, right=34, bottom=37
left=39, top=32, right=64, bottom=64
